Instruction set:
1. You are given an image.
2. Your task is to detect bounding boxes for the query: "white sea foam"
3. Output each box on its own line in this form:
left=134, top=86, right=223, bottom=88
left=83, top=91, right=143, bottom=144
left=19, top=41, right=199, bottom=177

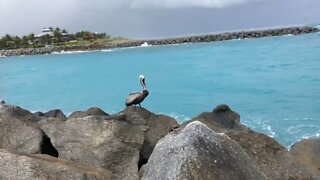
left=100, top=49, right=114, bottom=52
left=293, top=131, right=320, bottom=145
left=140, top=42, right=151, bottom=47
left=287, top=126, right=300, bottom=134
left=52, top=50, right=92, bottom=55
left=242, top=115, right=276, bottom=138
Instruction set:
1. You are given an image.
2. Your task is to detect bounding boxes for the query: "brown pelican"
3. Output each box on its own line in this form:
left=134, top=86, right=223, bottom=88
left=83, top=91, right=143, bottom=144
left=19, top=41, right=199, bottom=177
left=125, top=75, right=149, bottom=107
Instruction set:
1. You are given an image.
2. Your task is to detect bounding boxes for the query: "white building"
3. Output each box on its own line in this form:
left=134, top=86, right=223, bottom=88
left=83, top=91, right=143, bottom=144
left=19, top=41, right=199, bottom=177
left=35, top=28, right=54, bottom=38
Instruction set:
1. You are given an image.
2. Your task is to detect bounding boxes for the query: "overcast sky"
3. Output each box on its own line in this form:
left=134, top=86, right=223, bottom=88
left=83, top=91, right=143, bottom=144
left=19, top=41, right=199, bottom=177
left=0, top=0, right=319, bottom=38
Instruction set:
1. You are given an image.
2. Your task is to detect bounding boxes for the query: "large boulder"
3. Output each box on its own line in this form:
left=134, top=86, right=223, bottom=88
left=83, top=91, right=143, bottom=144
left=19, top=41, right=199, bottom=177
left=38, top=115, right=144, bottom=180
left=141, top=121, right=268, bottom=180
left=181, top=104, right=248, bottom=133
left=34, top=109, right=67, bottom=121
left=69, top=107, right=109, bottom=118
left=117, top=106, right=179, bottom=164
left=182, top=104, right=312, bottom=179
left=227, top=131, right=311, bottom=179
left=44, top=109, right=67, bottom=121
left=291, top=138, right=320, bottom=176
left=0, top=149, right=113, bottom=180
left=0, top=104, right=43, bottom=154
left=0, top=103, right=40, bottom=122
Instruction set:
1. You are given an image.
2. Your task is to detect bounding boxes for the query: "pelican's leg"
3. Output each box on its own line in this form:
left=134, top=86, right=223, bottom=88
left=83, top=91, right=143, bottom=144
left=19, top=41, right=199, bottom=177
left=139, top=104, right=141, bottom=107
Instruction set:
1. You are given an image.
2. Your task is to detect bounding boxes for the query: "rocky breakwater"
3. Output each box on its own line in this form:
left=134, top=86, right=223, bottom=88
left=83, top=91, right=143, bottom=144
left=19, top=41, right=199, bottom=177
left=109, top=26, right=320, bottom=48
left=0, top=44, right=106, bottom=57
left=1, top=26, right=319, bottom=58
left=0, top=102, right=319, bottom=179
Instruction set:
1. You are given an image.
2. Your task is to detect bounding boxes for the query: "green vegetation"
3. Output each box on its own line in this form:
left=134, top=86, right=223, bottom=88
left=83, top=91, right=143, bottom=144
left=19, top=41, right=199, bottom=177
left=0, top=27, right=128, bottom=50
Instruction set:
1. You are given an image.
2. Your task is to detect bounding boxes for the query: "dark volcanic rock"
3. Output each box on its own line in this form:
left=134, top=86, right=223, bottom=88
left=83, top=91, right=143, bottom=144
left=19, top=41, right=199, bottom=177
left=119, top=106, right=179, bottom=163
left=43, top=109, right=67, bottom=121
left=69, top=107, right=109, bottom=118
left=0, top=104, right=43, bottom=154
left=141, top=121, right=268, bottom=180
left=291, top=138, right=320, bottom=176
left=38, top=116, right=144, bottom=179
left=0, top=149, right=113, bottom=180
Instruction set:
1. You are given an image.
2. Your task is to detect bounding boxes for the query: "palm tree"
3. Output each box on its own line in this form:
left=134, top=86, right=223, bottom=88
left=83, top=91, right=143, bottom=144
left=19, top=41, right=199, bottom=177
left=21, top=36, right=28, bottom=48
left=53, top=30, right=62, bottom=43
left=0, top=37, right=6, bottom=49
left=55, top=27, right=61, bottom=32
left=12, top=36, right=21, bottom=48
left=27, top=33, right=35, bottom=43
left=62, top=29, right=68, bottom=34
left=40, top=34, right=51, bottom=46
left=4, top=34, right=12, bottom=41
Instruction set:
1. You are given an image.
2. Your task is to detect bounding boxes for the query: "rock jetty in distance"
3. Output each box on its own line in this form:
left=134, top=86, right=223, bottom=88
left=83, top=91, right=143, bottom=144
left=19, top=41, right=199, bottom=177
left=0, top=26, right=319, bottom=57
left=0, top=102, right=319, bottom=179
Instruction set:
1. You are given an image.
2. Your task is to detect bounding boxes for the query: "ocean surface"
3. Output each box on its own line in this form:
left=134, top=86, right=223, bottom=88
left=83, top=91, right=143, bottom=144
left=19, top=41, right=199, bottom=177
left=1, top=33, right=320, bottom=147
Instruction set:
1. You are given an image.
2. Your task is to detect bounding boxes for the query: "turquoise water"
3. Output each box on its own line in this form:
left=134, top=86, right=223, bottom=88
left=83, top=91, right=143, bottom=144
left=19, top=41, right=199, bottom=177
left=1, top=33, right=320, bottom=147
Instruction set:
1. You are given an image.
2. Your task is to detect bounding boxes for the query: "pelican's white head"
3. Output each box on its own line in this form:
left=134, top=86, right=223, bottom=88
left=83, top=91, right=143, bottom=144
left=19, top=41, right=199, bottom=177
left=139, top=75, right=147, bottom=90
left=139, top=75, right=145, bottom=80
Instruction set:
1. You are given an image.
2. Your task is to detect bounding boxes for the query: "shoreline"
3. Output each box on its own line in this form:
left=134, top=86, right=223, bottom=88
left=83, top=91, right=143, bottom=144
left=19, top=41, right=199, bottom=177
left=0, top=26, right=319, bottom=57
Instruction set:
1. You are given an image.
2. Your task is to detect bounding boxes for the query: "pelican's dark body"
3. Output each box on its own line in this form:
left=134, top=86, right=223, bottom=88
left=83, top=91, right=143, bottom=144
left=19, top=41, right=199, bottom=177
left=125, top=90, right=149, bottom=106
left=125, top=75, right=149, bottom=107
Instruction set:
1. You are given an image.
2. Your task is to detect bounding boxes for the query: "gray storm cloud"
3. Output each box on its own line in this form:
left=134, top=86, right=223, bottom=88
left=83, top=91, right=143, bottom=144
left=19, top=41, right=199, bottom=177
left=0, top=0, right=266, bottom=13
left=130, top=0, right=265, bottom=9
left=0, top=0, right=319, bottom=38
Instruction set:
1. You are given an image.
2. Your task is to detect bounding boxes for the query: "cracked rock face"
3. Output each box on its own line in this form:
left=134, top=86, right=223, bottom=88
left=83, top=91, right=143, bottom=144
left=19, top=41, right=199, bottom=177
left=141, top=121, right=268, bottom=180
left=39, top=116, right=145, bottom=180
left=0, top=149, right=113, bottom=180
left=121, top=107, right=179, bottom=163
left=0, top=104, right=43, bottom=154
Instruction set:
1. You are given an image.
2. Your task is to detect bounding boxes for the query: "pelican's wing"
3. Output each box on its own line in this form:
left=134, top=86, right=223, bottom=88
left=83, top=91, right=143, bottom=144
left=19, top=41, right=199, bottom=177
left=125, top=92, right=141, bottom=105
left=129, top=91, right=139, bottom=95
